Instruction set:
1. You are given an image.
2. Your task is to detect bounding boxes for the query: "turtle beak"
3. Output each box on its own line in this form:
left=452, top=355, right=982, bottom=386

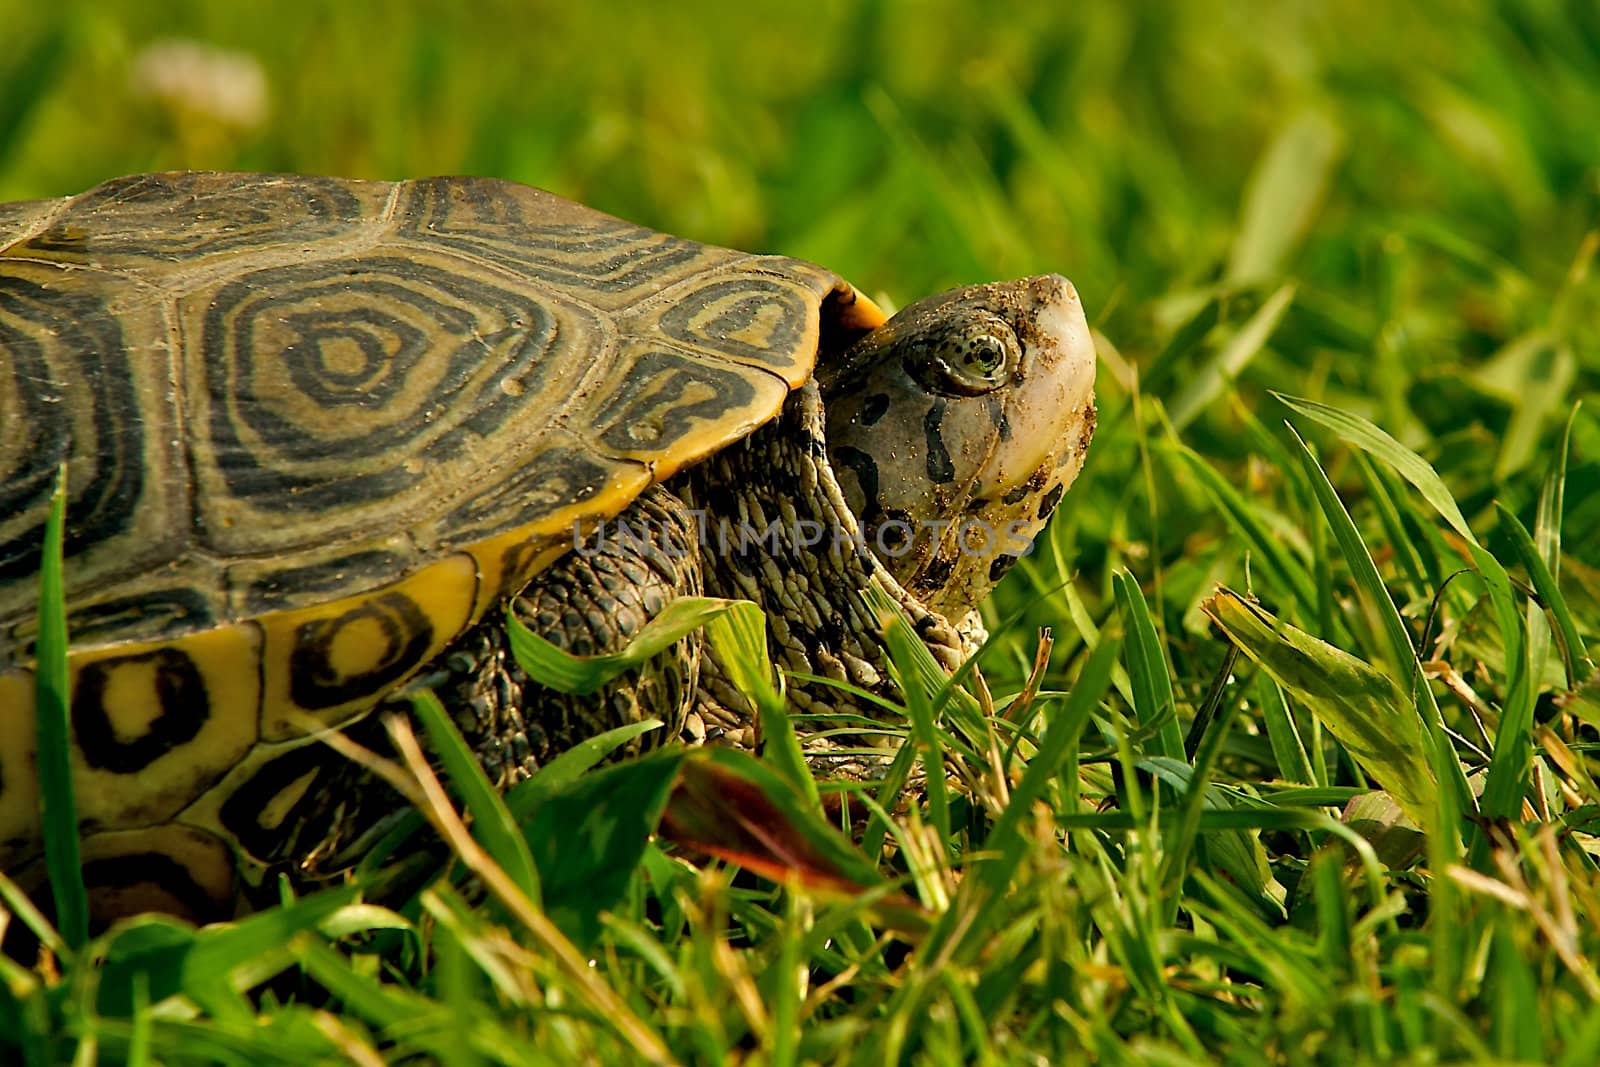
left=990, top=274, right=1096, bottom=497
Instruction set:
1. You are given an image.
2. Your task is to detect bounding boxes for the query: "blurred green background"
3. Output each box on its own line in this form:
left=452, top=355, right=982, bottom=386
left=3, top=0, right=1597, bottom=586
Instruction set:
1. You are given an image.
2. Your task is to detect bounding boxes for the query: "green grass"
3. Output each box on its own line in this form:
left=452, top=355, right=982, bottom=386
left=4, top=0, right=1600, bottom=1062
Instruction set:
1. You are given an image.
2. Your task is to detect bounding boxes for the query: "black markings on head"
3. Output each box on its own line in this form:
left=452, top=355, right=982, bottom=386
left=83, top=851, right=229, bottom=924
left=859, top=393, right=891, bottom=427
left=72, top=649, right=209, bottom=773
left=989, top=553, right=1021, bottom=584
left=1037, top=483, right=1065, bottom=523
left=923, top=401, right=955, bottom=484
left=921, top=554, right=954, bottom=590
left=289, top=591, right=434, bottom=709
left=878, top=508, right=914, bottom=554
left=986, top=395, right=1012, bottom=441
left=830, top=445, right=882, bottom=524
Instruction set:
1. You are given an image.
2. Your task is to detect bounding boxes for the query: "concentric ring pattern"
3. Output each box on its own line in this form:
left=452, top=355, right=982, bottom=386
left=0, top=171, right=850, bottom=890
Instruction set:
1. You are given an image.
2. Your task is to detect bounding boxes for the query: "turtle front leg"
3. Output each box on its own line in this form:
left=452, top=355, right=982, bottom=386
left=422, top=485, right=708, bottom=787
left=271, top=488, right=706, bottom=892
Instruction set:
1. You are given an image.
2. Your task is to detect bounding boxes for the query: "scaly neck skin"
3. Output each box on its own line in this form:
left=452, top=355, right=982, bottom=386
left=822, top=274, right=1097, bottom=619
left=673, top=381, right=976, bottom=731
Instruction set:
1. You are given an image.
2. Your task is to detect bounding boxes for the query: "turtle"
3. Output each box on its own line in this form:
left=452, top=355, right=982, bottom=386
left=0, top=171, right=1096, bottom=924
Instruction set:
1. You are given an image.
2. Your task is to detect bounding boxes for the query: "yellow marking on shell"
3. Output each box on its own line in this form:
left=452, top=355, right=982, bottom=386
left=0, top=624, right=261, bottom=869
left=469, top=530, right=582, bottom=621
left=99, top=659, right=169, bottom=736
left=727, top=302, right=790, bottom=348
left=467, top=465, right=650, bottom=619
left=620, top=260, right=842, bottom=389
left=329, top=616, right=393, bottom=677
left=631, top=395, right=788, bottom=481
left=40, top=824, right=236, bottom=925
left=258, top=551, right=478, bottom=741
left=172, top=734, right=324, bottom=875
left=68, top=624, right=262, bottom=831
left=12, top=171, right=395, bottom=278
left=0, top=670, right=41, bottom=865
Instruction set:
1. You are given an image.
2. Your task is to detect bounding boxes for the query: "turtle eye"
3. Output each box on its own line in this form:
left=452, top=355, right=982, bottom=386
left=964, top=335, right=1007, bottom=375
left=922, top=315, right=1020, bottom=396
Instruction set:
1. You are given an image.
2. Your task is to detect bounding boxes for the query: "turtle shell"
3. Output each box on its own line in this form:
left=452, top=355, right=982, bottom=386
left=0, top=171, right=875, bottom=886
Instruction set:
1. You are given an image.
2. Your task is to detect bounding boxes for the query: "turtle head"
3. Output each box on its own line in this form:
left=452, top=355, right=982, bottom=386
left=821, top=274, right=1096, bottom=619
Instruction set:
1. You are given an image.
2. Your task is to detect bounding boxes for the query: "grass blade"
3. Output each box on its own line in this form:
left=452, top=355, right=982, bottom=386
left=1172, top=443, right=1318, bottom=613
left=35, top=463, right=86, bottom=951
left=504, top=718, right=665, bottom=821
left=1169, top=284, right=1296, bottom=430
left=1276, top=392, right=1532, bottom=821
left=1497, top=503, right=1594, bottom=689
left=407, top=691, right=541, bottom=908
left=1202, top=588, right=1438, bottom=825
left=1506, top=404, right=1594, bottom=688
left=523, top=749, right=684, bottom=950
left=507, top=595, right=738, bottom=695
left=983, top=632, right=1120, bottom=884
left=1227, top=110, right=1344, bottom=284
left=1255, top=674, right=1317, bottom=787
left=1286, top=425, right=1473, bottom=817
left=880, top=606, right=949, bottom=841
left=1274, top=393, right=1475, bottom=540
left=1112, top=570, right=1183, bottom=761
left=703, top=600, right=817, bottom=808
